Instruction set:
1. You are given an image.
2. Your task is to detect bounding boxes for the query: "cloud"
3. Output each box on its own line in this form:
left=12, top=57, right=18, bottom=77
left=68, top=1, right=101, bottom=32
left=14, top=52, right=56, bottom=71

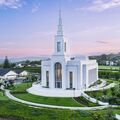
left=96, top=40, right=110, bottom=44
left=0, top=0, right=22, bottom=9
left=31, top=3, right=40, bottom=13
left=77, top=0, right=120, bottom=12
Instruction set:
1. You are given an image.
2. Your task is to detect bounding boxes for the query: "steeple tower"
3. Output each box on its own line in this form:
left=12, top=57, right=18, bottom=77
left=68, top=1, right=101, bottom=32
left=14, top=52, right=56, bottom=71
left=57, top=10, right=63, bottom=35
left=54, top=10, right=66, bottom=56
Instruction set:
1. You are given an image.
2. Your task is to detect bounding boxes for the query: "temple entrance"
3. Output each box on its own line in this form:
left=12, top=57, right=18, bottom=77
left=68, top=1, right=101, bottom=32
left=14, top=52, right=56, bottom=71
left=55, top=62, right=62, bottom=88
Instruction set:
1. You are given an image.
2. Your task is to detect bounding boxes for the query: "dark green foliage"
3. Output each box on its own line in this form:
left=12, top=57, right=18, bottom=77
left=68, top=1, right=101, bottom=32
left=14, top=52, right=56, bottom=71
left=105, top=107, right=117, bottom=120
left=3, top=56, right=10, bottom=68
left=86, top=85, right=120, bottom=105
left=99, top=71, right=120, bottom=80
left=89, top=53, right=120, bottom=66
left=92, top=112, right=103, bottom=120
left=14, top=67, right=40, bottom=73
left=74, top=97, right=99, bottom=107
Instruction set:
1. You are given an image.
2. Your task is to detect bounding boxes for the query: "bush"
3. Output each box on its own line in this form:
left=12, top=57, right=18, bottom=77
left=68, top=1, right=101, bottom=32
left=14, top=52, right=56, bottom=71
left=99, top=71, right=120, bottom=80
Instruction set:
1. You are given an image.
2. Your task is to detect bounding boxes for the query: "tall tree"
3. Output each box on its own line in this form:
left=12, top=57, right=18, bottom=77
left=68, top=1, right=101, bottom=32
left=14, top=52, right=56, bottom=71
left=3, top=56, right=10, bottom=68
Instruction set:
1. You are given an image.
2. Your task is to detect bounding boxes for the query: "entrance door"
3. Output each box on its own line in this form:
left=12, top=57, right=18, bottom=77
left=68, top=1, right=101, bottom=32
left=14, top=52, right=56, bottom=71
left=55, top=62, right=62, bottom=88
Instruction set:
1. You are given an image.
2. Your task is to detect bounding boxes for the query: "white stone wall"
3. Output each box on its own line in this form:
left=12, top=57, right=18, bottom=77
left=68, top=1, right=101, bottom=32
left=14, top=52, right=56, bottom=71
left=41, top=57, right=98, bottom=90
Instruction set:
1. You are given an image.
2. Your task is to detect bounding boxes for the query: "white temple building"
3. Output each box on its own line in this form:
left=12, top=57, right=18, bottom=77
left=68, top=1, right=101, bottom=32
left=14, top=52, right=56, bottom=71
left=28, top=11, right=98, bottom=97
left=41, top=11, right=98, bottom=90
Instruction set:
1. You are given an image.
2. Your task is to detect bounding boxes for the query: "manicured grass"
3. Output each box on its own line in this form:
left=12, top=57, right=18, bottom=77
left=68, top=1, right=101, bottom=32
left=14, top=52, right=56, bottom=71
left=0, top=91, right=8, bottom=101
left=9, top=82, right=86, bottom=107
left=85, top=89, right=111, bottom=100
left=1, top=87, right=120, bottom=120
left=74, top=97, right=99, bottom=107
left=105, top=79, right=119, bottom=84
left=10, top=82, right=32, bottom=94
left=13, top=93, right=83, bottom=107
left=0, top=98, right=120, bottom=120
left=99, top=65, right=120, bottom=71
left=10, top=82, right=99, bottom=107
left=0, top=100, right=93, bottom=120
left=0, top=90, right=93, bottom=120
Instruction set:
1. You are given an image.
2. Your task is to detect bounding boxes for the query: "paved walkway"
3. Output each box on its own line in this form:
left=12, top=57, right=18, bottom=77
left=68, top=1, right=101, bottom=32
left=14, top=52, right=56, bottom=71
left=85, top=82, right=116, bottom=91
left=116, top=114, right=120, bottom=120
left=5, top=89, right=112, bottom=110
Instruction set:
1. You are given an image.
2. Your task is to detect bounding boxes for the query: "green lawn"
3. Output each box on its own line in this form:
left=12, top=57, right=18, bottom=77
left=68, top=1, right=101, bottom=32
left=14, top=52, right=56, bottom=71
left=10, top=82, right=82, bottom=107
left=10, top=82, right=32, bottom=93
left=74, top=97, right=99, bottom=107
left=10, top=82, right=83, bottom=107
left=0, top=91, right=8, bottom=101
left=0, top=98, right=120, bottom=120
left=0, top=85, right=120, bottom=119
left=85, top=89, right=111, bottom=100
left=0, top=100, right=93, bottom=120
left=10, top=82, right=99, bottom=107
left=13, top=93, right=84, bottom=107
left=0, top=90, right=93, bottom=120
left=99, top=65, right=120, bottom=71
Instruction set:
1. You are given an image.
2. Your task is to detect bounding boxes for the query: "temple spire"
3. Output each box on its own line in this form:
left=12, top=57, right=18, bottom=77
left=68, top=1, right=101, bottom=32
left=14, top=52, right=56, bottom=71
left=57, top=10, right=63, bottom=35
left=54, top=8, right=66, bottom=56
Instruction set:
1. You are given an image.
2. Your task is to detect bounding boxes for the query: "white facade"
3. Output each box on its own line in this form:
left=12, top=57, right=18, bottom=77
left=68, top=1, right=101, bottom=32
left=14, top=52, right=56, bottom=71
left=19, top=70, right=29, bottom=77
left=41, top=11, right=98, bottom=90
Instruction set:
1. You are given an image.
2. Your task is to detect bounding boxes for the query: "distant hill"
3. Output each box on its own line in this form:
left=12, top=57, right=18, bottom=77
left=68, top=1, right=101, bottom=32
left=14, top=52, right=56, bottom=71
left=0, top=56, right=50, bottom=64
left=89, top=52, right=120, bottom=65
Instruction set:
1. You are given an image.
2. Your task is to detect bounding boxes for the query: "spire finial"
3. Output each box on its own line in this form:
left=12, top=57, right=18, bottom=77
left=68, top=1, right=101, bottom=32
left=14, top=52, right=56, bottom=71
left=57, top=0, right=63, bottom=35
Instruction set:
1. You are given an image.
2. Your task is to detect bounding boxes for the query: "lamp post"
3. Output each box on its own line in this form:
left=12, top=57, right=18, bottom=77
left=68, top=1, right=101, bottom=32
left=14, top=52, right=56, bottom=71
left=73, top=88, right=76, bottom=120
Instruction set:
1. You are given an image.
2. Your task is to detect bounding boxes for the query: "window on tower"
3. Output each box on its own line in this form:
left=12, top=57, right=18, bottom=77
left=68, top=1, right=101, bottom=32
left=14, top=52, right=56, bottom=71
left=57, top=42, right=61, bottom=52
left=64, top=42, right=66, bottom=52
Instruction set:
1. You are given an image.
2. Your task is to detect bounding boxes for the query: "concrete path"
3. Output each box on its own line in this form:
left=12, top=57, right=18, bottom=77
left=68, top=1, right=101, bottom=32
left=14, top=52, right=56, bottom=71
left=85, top=82, right=116, bottom=91
left=5, top=89, right=113, bottom=111
left=116, top=114, right=120, bottom=120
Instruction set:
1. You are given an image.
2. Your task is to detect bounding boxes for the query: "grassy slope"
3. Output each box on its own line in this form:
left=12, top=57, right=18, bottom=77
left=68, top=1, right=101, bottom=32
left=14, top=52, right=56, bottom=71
left=99, top=66, right=120, bottom=70
left=74, top=97, right=99, bottom=107
left=0, top=100, right=93, bottom=120
left=14, top=93, right=83, bottom=107
left=85, top=89, right=111, bottom=100
left=11, top=82, right=99, bottom=107
left=10, top=82, right=32, bottom=93
left=86, top=79, right=119, bottom=100
left=0, top=97, right=120, bottom=120
left=0, top=85, right=120, bottom=119
left=0, top=91, right=8, bottom=101
left=10, top=82, right=82, bottom=107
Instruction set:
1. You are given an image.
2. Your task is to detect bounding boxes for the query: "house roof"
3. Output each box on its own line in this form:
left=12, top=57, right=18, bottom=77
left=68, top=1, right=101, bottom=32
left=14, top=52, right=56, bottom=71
left=0, top=68, right=26, bottom=76
left=14, top=69, right=25, bottom=74
left=0, top=69, right=11, bottom=76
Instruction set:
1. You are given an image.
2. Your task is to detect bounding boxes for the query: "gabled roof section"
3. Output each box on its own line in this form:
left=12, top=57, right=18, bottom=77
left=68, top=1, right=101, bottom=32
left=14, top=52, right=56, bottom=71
left=0, top=68, right=11, bottom=76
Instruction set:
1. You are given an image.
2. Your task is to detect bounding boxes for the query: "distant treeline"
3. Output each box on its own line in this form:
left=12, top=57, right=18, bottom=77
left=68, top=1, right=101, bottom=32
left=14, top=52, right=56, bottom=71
left=99, top=71, right=120, bottom=80
left=89, top=53, right=120, bottom=65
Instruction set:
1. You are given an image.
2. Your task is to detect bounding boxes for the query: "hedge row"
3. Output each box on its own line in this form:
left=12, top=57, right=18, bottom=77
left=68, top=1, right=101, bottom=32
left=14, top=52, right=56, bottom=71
left=99, top=71, right=120, bottom=80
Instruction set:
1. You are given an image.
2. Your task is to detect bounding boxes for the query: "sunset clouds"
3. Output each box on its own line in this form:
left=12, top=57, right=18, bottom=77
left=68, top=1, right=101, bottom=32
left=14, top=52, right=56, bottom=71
left=0, top=0, right=120, bottom=57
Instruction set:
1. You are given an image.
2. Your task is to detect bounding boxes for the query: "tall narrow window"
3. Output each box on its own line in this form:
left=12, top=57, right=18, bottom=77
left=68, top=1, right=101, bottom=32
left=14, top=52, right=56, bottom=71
left=46, top=71, right=49, bottom=87
left=64, top=42, right=66, bottom=52
left=57, top=42, right=61, bottom=52
left=55, top=62, right=62, bottom=88
left=69, top=72, right=73, bottom=89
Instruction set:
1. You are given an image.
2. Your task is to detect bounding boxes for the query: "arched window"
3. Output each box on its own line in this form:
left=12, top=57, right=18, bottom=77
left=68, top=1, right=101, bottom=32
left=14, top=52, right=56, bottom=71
left=55, top=62, right=62, bottom=88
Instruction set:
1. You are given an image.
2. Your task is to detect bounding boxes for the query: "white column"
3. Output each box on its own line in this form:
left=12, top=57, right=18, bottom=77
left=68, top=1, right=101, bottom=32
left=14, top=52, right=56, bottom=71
left=62, top=63, right=66, bottom=90
left=50, top=62, right=54, bottom=89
